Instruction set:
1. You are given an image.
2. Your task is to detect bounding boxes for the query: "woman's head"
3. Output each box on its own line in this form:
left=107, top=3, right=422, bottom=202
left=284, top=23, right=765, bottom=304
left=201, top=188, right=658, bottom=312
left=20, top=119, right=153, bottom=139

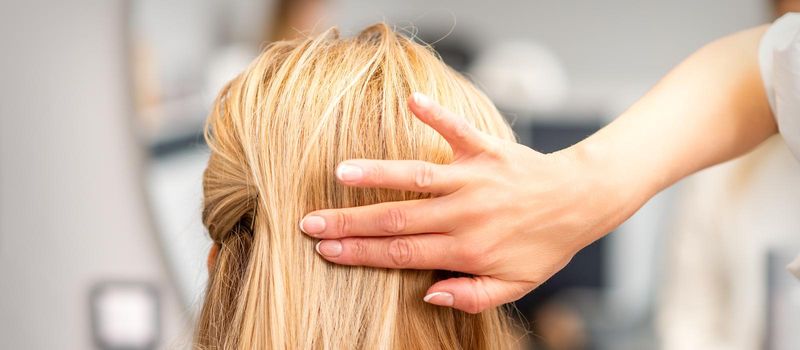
left=198, top=23, right=517, bottom=349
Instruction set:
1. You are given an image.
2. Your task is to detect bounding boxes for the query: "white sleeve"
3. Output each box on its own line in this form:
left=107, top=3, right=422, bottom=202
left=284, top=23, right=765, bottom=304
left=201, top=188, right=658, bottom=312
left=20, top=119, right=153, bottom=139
left=759, top=13, right=800, bottom=162
left=759, top=13, right=800, bottom=279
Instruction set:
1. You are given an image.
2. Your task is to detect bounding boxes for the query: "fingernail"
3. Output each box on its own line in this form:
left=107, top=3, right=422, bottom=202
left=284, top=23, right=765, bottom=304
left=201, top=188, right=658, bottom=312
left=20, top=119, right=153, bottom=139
left=336, top=163, right=363, bottom=182
left=413, top=92, right=432, bottom=109
left=316, top=240, right=343, bottom=257
left=300, top=216, right=326, bottom=235
left=423, top=292, right=454, bottom=307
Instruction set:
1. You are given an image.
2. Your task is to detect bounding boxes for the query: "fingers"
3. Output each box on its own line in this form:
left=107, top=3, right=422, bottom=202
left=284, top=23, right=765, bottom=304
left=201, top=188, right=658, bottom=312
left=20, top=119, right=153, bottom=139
left=334, top=159, right=463, bottom=193
left=314, top=234, right=457, bottom=270
left=408, top=92, right=489, bottom=157
left=423, top=277, right=537, bottom=314
left=300, top=198, right=455, bottom=238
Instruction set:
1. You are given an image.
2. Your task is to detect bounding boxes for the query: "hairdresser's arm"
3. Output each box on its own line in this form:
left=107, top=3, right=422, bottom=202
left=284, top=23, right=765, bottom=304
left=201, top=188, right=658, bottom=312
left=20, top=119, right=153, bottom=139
left=300, top=26, right=775, bottom=313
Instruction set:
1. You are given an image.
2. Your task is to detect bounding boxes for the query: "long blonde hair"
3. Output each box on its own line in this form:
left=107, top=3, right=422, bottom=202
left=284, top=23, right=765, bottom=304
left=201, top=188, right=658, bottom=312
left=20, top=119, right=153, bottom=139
left=196, top=23, right=519, bottom=349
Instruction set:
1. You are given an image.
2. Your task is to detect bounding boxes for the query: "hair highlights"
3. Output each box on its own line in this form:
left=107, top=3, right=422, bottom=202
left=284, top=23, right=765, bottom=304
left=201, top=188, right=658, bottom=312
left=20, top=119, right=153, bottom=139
left=196, top=23, right=519, bottom=349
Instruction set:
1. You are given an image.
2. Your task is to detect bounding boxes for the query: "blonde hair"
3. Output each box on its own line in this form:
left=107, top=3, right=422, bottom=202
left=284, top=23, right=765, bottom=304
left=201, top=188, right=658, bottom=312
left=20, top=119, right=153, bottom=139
left=196, top=23, right=518, bottom=349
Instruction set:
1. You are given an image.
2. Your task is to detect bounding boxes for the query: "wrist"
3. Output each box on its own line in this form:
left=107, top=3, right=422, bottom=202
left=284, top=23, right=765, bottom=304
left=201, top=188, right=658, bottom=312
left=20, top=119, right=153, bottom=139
left=558, top=138, right=657, bottom=233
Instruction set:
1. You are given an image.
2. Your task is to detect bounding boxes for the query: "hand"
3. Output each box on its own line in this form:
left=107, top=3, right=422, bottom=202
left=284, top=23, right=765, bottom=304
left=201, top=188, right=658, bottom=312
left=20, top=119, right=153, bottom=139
left=299, top=93, right=641, bottom=313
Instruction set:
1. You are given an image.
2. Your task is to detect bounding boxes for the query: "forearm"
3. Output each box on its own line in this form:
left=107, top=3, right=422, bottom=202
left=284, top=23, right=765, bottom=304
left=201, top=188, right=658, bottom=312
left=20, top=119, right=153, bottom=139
left=304, top=25, right=780, bottom=313
left=570, top=25, right=776, bottom=209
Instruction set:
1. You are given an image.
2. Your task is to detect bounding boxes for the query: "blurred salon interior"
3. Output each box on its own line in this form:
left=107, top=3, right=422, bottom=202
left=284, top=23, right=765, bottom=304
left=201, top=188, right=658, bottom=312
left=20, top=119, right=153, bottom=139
left=2, top=0, right=800, bottom=349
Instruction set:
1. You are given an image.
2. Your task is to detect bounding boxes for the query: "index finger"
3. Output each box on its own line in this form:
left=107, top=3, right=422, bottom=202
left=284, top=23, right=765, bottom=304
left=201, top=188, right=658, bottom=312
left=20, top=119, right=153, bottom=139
left=408, top=92, right=489, bottom=157
left=335, top=159, right=464, bottom=194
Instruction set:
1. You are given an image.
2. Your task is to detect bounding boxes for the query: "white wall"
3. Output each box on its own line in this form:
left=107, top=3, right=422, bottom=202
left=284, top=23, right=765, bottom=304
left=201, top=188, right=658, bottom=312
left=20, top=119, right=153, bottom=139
left=0, top=1, right=187, bottom=349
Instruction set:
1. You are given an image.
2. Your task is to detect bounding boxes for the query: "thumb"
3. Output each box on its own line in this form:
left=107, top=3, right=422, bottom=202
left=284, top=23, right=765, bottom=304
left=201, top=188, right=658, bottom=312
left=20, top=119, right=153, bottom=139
left=423, top=276, right=537, bottom=314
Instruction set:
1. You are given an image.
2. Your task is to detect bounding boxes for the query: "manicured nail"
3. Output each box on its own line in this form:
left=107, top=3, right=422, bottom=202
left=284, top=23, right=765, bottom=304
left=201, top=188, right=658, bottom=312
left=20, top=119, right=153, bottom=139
left=413, top=92, right=432, bottom=109
left=423, top=292, right=454, bottom=307
left=336, top=163, right=363, bottom=182
left=300, top=216, right=326, bottom=235
left=316, top=240, right=343, bottom=257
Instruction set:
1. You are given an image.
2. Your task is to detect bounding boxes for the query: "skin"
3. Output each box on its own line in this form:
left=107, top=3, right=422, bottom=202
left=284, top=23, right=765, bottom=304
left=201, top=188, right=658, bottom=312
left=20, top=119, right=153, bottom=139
left=295, top=25, right=776, bottom=314
left=208, top=243, right=220, bottom=271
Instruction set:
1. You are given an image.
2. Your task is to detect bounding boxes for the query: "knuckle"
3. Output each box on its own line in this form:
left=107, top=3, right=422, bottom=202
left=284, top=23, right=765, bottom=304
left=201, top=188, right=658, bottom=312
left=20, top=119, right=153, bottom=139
left=380, top=208, right=407, bottom=233
left=457, top=245, right=486, bottom=268
left=336, top=211, right=352, bottom=236
left=462, top=200, right=490, bottom=220
left=413, top=163, right=435, bottom=189
left=464, top=278, right=486, bottom=314
left=349, top=239, right=368, bottom=262
left=387, top=237, right=415, bottom=267
left=477, top=281, right=495, bottom=313
left=483, top=139, right=508, bottom=160
left=466, top=278, right=491, bottom=314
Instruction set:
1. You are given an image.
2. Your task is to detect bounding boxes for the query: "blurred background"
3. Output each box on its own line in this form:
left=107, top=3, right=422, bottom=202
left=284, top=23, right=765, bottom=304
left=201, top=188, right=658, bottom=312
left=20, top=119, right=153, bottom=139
left=2, top=0, right=800, bottom=349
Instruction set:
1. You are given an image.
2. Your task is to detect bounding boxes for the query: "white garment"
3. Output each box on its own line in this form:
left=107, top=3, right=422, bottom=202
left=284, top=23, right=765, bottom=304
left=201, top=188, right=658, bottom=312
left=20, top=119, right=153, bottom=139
left=657, top=138, right=800, bottom=350
left=759, top=13, right=800, bottom=278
